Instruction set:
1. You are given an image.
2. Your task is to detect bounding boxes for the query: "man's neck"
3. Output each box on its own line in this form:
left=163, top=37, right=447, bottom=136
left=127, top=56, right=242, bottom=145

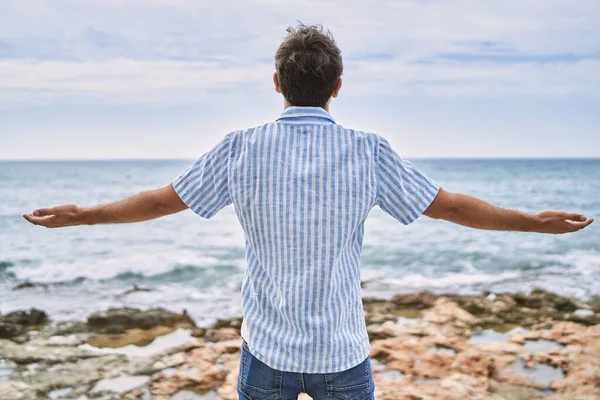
left=283, top=101, right=330, bottom=112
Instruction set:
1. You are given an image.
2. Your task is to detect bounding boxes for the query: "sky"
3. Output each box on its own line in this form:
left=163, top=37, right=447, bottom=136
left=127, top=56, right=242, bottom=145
left=0, top=0, right=599, bottom=160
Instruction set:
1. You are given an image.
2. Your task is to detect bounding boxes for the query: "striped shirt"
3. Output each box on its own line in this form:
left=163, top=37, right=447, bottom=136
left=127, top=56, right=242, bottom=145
left=172, top=106, right=440, bottom=373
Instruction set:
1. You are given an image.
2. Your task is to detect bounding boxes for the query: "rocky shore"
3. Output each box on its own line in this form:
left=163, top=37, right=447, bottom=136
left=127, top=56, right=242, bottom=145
left=1, top=289, right=599, bottom=400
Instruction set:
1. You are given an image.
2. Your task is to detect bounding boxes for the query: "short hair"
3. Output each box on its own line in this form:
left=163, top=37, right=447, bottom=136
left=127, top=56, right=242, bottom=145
left=275, top=24, right=343, bottom=108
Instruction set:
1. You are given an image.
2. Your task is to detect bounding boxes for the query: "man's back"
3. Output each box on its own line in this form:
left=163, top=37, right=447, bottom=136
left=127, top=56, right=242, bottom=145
left=172, top=106, right=440, bottom=372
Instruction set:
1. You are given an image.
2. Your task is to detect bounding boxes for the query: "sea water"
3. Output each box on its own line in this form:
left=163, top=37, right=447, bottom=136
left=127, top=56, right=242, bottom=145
left=1, top=159, right=598, bottom=326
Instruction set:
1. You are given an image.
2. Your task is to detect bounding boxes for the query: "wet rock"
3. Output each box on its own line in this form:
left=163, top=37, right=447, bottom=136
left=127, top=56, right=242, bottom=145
left=589, top=297, right=600, bottom=314
left=0, top=338, right=98, bottom=365
left=390, top=292, right=436, bottom=309
left=568, top=309, right=597, bottom=324
left=24, top=354, right=128, bottom=390
left=0, top=309, right=48, bottom=339
left=190, top=328, right=207, bottom=338
left=0, top=322, right=23, bottom=340
left=120, top=285, right=153, bottom=296
left=212, top=318, right=243, bottom=330
left=86, top=308, right=196, bottom=334
left=12, top=282, right=48, bottom=291
left=204, top=328, right=240, bottom=343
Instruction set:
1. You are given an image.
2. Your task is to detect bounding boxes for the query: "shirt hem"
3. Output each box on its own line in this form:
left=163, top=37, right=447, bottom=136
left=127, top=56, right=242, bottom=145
left=240, top=333, right=371, bottom=374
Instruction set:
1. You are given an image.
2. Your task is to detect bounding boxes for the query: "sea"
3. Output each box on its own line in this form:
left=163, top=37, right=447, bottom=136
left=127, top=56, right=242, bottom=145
left=1, top=159, right=599, bottom=327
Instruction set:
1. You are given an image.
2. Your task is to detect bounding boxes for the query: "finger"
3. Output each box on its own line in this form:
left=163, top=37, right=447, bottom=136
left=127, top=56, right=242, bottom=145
left=566, top=218, right=594, bottom=231
left=23, top=214, right=54, bottom=227
left=32, top=208, right=56, bottom=217
left=564, top=213, right=586, bottom=222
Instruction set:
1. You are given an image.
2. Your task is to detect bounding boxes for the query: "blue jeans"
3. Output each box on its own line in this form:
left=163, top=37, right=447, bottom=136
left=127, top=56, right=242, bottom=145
left=238, top=340, right=375, bottom=400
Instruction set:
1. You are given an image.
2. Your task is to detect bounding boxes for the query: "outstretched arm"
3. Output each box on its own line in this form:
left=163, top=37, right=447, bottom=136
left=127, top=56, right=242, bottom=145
left=23, top=184, right=187, bottom=228
left=424, top=188, right=594, bottom=234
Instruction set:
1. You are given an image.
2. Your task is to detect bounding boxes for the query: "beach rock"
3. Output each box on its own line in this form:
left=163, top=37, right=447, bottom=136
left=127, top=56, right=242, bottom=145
left=568, top=309, right=597, bottom=324
left=25, top=354, right=128, bottom=391
left=0, top=322, right=24, bottom=339
left=120, top=285, right=153, bottom=296
left=0, top=338, right=98, bottom=365
left=488, top=381, right=541, bottom=399
left=2, top=290, right=599, bottom=400
left=0, top=380, right=37, bottom=400
left=205, top=327, right=240, bottom=343
left=390, top=292, right=436, bottom=309
left=0, top=309, right=48, bottom=339
left=12, top=282, right=48, bottom=291
left=422, top=298, right=479, bottom=336
left=86, top=308, right=196, bottom=334
left=434, top=373, right=496, bottom=399
left=451, top=348, right=495, bottom=377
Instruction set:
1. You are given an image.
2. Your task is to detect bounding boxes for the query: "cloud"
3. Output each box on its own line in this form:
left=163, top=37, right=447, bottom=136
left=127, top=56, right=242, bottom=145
left=0, top=0, right=598, bottom=106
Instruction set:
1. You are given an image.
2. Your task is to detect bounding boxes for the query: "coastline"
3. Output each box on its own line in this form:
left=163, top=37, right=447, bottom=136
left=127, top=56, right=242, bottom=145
left=1, top=289, right=599, bottom=400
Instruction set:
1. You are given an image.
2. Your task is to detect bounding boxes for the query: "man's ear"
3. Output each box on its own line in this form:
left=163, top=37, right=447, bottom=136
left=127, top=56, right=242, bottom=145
left=273, top=72, right=282, bottom=93
left=331, top=77, right=342, bottom=98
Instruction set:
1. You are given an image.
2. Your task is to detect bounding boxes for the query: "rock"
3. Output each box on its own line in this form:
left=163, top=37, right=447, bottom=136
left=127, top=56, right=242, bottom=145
left=390, top=292, right=436, bottom=309
left=0, top=322, right=24, bottom=339
left=25, top=354, right=128, bottom=391
left=190, top=328, right=207, bottom=338
left=12, top=282, right=48, bottom=291
left=1, top=291, right=598, bottom=400
left=569, top=309, right=597, bottom=324
left=88, top=326, right=177, bottom=348
left=152, top=352, right=187, bottom=371
left=0, top=380, right=36, bottom=400
left=0, top=309, right=48, bottom=339
left=45, top=335, right=82, bottom=347
left=436, top=373, right=493, bottom=398
left=86, top=308, right=196, bottom=334
left=120, top=285, right=153, bottom=296
left=205, top=328, right=240, bottom=343
left=422, top=298, right=479, bottom=336
left=588, top=297, right=600, bottom=314
left=212, top=318, right=243, bottom=330
left=0, top=338, right=99, bottom=365
left=488, top=381, right=540, bottom=400
left=451, top=348, right=495, bottom=377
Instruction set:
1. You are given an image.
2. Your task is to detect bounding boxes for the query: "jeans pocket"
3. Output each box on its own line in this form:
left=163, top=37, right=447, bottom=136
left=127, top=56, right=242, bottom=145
left=326, top=357, right=373, bottom=400
left=238, top=341, right=281, bottom=400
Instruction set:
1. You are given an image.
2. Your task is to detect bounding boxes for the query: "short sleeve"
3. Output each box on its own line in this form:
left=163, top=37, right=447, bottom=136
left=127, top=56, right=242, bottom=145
left=172, top=134, right=232, bottom=218
left=376, top=136, right=440, bottom=225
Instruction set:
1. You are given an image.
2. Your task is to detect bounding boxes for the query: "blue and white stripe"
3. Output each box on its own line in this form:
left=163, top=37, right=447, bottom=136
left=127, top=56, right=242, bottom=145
left=172, top=106, right=440, bottom=373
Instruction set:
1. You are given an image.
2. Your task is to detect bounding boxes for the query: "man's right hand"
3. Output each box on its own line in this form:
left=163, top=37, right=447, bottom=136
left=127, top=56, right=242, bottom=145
left=424, top=188, right=594, bottom=234
left=23, top=184, right=188, bottom=229
left=23, top=205, right=84, bottom=228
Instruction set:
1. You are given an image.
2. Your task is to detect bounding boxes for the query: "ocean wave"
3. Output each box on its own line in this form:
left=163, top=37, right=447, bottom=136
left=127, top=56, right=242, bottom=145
left=541, top=249, right=600, bottom=276
left=10, top=252, right=233, bottom=283
left=0, top=260, right=14, bottom=270
left=379, top=270, right=521, bottom=290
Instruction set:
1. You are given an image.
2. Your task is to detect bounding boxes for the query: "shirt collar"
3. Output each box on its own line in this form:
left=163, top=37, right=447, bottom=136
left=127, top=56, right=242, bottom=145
left=276, top=106, right=336, bottom=125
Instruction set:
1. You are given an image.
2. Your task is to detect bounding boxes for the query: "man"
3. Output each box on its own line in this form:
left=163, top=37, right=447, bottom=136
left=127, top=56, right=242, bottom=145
left=24, top=24, right=593, bottom=400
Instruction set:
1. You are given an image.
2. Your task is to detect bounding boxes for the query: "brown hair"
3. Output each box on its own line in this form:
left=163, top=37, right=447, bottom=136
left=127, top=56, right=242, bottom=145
left=275, top=24, right=343, bottom=107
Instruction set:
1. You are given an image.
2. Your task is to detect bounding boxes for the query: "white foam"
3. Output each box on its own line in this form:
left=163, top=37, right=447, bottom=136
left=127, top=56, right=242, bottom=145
left=381, top=270, right=520, bottom=289
left=79, top=329, right=194, bottom=358
left=12, top=251, right=223, bottom=283
left=92, top=375, right=149, bottom=394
